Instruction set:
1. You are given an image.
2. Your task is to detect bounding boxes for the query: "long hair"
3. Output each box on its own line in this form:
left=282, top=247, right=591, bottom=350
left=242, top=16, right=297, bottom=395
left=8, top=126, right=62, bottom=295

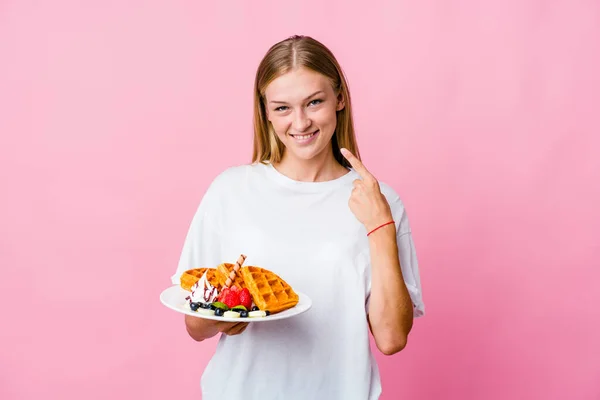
left=251, top=35, right=360, bottom=168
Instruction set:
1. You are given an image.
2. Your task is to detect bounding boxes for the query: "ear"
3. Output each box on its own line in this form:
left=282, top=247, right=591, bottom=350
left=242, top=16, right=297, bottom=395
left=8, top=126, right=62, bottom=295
left=336, top=91, right=345, bottom=111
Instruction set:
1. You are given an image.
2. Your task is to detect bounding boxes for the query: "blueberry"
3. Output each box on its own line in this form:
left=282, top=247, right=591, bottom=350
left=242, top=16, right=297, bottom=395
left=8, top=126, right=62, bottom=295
left=214, top=308, right=224, bottom=317
left=190, top=302, right=201, bottom=311
left=200, top=303, right=210, bottom=309
left=252, top=306, right=259, bottom=311
left=240, top=311, right=248, bottom=318
left=265, top=310, right=271, bottom=316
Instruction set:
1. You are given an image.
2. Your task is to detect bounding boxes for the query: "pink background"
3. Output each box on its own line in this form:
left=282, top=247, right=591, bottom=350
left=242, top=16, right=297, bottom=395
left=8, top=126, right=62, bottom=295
left=1, top=1, right=599, bottom=399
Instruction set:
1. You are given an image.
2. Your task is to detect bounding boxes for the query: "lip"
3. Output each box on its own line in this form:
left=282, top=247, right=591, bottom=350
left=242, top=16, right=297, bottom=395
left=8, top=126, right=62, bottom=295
left=290, top=130, right=319, bottom=144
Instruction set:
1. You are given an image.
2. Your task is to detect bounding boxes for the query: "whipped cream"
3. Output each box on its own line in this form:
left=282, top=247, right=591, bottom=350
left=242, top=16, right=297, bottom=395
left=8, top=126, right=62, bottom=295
left=188, top=270, right=219, bottom=304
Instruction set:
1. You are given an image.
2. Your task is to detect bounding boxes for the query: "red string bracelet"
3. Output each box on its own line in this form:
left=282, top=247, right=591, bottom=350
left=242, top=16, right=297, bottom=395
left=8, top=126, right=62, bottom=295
left=367, top=220, right=395, bottom=236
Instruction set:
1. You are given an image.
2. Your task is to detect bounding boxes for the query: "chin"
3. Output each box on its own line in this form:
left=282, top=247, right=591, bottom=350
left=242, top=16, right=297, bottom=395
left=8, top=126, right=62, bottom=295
left=286, top=146, right=328, bottom=162
left=282, top=136, right=334, bottom=162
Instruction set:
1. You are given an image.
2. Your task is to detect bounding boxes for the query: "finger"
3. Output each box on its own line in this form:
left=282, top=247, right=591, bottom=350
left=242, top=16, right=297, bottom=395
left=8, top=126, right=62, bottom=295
left=224, top=321, right=244, bottom=330
left=340, top=148, right=375, bottom=181
left=352, top=179, right=364, bottom=188
left=226, top=323, right=248, bottom=336
left=237, top=323, right=249, bottom=334
left=217, top=322, right=236, bottom=334
left=223, top=322, right=248, bottom=336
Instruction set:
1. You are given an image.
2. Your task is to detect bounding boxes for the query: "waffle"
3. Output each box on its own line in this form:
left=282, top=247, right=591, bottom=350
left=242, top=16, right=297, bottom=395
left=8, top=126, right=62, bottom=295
left=216, top=263, right=247, bottom=290
left=240, top=266, right=299, bottom=314
left=179, top=268, right=220, bottom=291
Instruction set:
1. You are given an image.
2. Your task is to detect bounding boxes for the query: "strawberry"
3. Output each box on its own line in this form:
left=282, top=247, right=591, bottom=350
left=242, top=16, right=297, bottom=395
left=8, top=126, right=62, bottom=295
left=239, top=288, right=252, bottom=310
left=221, top=288, right=240, bottom=309
left=218, top=287, right=229, bottom=303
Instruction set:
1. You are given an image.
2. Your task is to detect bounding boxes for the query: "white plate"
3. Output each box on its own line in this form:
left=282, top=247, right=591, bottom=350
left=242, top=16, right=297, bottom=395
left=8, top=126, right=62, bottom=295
left=159, top=285, right=312, bottom=322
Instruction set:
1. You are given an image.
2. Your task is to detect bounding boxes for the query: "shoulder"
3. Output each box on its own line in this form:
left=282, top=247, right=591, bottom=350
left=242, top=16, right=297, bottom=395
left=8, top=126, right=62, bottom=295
left=206, top=163, right=257, bottom=192
left=212, top=163, right=253, bottom=183
left=378, top=181, right=404, bottom=209
left=191, top=164, right=257, bottom=220
left=377, top=180, right=414, bottom=234
left=202, top=162, right=270, bottom=200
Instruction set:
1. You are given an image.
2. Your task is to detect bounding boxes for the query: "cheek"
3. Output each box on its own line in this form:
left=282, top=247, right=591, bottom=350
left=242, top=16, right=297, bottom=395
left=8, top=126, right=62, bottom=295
left=270, top=117, right=290, bottom=135
left=313, top=109, right=337, bottom=129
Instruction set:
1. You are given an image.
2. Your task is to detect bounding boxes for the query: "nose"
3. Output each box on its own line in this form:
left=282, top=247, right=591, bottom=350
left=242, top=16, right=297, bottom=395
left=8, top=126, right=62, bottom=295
left=292, top=109, right=311, bottom=133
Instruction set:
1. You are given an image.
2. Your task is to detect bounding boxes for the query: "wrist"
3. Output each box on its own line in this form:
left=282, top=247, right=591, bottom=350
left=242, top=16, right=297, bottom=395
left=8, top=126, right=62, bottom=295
left=366, top=220, right=395, bottom=237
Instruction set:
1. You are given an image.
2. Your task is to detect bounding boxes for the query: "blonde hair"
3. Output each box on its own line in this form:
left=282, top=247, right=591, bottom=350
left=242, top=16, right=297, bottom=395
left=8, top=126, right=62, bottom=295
left=251, top=35, right=360, bottom=168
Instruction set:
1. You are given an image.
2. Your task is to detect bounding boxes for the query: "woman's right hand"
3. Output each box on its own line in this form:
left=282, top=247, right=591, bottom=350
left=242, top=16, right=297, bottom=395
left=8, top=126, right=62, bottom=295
left=184, top=314, right=248, bottom=341
left=219, top=322, right=249, bottom=336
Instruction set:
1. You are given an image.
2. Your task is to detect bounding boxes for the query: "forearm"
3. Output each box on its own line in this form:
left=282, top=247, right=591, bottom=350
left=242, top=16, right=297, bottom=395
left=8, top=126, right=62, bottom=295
left=367, top=224, right=414, bottom=355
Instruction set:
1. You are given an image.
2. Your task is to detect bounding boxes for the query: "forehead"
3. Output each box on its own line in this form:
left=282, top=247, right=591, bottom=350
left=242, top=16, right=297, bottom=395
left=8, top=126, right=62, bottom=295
left=264, top=67, right=333, bottom=102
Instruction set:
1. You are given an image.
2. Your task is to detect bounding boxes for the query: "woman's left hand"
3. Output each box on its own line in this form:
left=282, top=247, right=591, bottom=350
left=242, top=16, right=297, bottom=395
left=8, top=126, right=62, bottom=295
left=340, top=148, right=393, bottom=232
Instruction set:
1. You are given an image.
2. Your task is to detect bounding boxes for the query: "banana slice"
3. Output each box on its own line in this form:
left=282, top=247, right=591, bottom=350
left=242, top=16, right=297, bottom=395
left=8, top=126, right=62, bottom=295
left=248, top=310, right=267, bottom=318
left=224, top=311, right=240, bottom=318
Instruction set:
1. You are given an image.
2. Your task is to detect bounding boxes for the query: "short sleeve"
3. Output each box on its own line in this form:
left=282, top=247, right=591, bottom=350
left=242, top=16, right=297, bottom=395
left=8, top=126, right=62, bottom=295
left=366, top=186, right=425, bottom=318
left=170, top=182, right=222, bottom=285
left=395, top=224, right=425, bottom=317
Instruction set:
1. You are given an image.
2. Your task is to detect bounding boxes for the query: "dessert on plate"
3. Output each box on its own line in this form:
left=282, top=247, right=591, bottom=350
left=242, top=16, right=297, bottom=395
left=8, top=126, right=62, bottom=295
left=179, top=254, right=299, bottom=318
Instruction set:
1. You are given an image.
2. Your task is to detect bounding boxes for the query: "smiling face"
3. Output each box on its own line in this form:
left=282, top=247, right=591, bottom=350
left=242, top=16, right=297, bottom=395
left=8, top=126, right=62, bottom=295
left=264, top=67, right=345, bottom=163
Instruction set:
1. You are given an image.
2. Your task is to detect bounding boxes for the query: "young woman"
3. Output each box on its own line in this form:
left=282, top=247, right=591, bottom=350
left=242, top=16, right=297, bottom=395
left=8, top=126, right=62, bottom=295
left=171, top=35, right=425, bottom=400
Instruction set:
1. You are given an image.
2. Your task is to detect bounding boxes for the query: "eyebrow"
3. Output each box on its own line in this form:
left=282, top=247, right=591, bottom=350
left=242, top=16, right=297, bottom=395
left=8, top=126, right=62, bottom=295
left=269, top=90, right=325, bottom=104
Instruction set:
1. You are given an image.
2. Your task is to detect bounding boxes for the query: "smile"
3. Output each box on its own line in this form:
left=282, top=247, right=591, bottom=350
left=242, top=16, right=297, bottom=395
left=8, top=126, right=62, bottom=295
left=290, top=130, right=319, bottom=143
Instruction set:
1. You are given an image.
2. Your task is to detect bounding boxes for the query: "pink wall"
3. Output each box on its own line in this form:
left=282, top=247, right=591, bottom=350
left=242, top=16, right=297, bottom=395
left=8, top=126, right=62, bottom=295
left=1, top=1, right=598, bottom=399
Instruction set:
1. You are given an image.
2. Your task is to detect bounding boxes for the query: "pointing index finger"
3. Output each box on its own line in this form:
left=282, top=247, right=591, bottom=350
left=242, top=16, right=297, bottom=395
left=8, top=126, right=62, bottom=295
left=340, top=148, right=374, bottom=181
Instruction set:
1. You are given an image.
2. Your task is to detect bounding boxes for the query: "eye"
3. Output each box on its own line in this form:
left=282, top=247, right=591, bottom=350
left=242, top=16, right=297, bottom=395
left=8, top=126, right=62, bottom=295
left=308, top=99, right=323, bottom=106
left=274, top=106, right=289, bottom=112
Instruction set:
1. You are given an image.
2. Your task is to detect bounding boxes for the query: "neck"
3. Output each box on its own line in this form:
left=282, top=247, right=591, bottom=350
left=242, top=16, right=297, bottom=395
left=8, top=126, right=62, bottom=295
left=274, top=146, right=348, bottom=182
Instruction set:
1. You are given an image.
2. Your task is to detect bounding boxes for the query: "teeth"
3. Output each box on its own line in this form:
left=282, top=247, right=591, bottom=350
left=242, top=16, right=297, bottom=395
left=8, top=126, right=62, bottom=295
left=293, top=132, right=317, bottom=140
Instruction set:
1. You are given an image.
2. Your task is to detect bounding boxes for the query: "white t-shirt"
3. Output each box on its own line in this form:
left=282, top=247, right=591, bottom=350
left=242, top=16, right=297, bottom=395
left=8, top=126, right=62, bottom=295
left=171, top=162, right=425, bottom=400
